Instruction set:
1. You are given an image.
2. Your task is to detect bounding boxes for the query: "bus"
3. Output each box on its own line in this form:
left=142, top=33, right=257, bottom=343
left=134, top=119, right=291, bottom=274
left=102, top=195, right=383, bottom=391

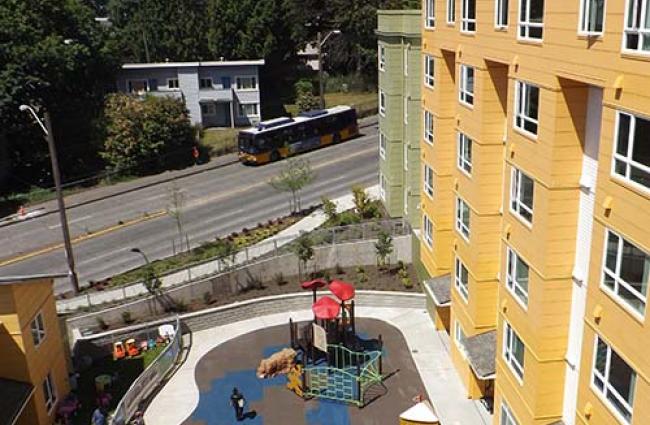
left=238, top=105, right=359, bottom=164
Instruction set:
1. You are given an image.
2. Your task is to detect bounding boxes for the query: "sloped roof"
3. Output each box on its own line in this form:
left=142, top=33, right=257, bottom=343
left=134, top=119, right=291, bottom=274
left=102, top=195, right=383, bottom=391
left=464, top=330, right=497, bottom=379
left=424, top=274, right=451, bottom=306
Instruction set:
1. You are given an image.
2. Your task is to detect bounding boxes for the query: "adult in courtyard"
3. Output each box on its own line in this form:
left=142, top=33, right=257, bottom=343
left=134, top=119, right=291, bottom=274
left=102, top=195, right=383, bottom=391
left=230, top=387, right=245, bottom=421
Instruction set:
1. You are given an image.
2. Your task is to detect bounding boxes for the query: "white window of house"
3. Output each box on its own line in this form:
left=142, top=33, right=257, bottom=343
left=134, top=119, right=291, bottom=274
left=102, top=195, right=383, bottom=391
left=423, top=214, right=434, bottom=248
left=127, top=79, right=149, bottom=94
left=518, top=0, right=545, bottom=40
left=448, top=0, right=457, bottom=23
left=404, top=187, right=409, bottom=214
left=424, top=164, right=434, bottom=198
left=43, top=373, right=57, bottom=412
left=623, top=0, right=650, bottom=53
left=379, top=90, right=386, bottom=116
left=235, top=76, right=257, bottom=90
left=496, top=0, right=509, bottom=28
left=426, top=0, right=436, bottom=28
left=510, top=167, right=534, bottom=225
left=379, top=172, right=387, bottom=200
left=424, top=110, right=434, bottom=144
left=506, top=247, right=530, bottom=307
left=424, top=55, right=435, bottom=88
left=456, top=197, right=471, bottom=241
left=462, top=0, right=477, bottom=32
left=454, top=320, right=468, bottom=356
left=404, top=97, right=409, bottom=124
left=459, top=65, right=475, bottom=107
left=602, top=229, right=649, bottom=316
left=579, top=0, right=605, bottom=34
left=404, top=47, right=409, bottom=76
left=500, top=400, right=521, bottom=425
left=404, top=144, right=409, bottom=170
left=238, top=103, right=259, bottom=117
left=199, top=78, right=213, bottom=89
left=167, top=78, right=179, bottom=89
left=379, top=45, right=386, bottom=71
left=503, top=321, right=525, bottom=381
left=457, top=132, right=473, bottom=176
left=30, top=312, right=46, bottom=347
left=514, top=80, right=540, bottom=137
left=612, top=111, right=650, bottom=191
left=455, top=257, right=469, bottom=301
left=379, top=132, right=387, bottom=159
left=592, top=336, right=637, bottom=423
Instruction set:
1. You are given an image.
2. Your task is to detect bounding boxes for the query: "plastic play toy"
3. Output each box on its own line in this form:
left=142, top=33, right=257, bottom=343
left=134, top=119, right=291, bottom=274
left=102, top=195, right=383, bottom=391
left=125, top=339, right=140, bottom=357
left=113, top=341, right=126, bottom=360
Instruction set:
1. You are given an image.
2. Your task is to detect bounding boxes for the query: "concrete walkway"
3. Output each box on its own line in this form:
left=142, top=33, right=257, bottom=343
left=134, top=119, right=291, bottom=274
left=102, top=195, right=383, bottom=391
left=145, top=307, right=492, bottom=425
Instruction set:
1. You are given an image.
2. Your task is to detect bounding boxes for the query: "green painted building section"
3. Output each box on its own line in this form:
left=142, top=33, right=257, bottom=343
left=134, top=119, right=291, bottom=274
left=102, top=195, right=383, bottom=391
left=376, top=10, right=422, bottom=230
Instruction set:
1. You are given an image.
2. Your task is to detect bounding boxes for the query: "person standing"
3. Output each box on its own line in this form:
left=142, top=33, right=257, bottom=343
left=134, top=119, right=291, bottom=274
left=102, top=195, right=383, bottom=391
left=230, top=387, right=245, bottom=421
left=91, top=406, right=106, bottom=425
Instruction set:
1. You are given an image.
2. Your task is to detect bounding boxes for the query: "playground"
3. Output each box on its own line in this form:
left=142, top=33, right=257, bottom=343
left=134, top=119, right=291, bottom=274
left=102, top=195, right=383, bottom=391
left=182, top=318, right=427, bottom=425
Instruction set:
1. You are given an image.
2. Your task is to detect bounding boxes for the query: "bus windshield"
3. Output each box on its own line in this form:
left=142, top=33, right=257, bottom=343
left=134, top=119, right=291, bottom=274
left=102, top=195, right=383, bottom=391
left=238, top=133, right=258, bottom=154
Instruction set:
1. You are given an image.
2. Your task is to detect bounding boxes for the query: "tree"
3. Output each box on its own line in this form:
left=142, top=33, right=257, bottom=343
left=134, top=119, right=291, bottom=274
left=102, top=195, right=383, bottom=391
left=167, top=182, right=188, bottom=254
left=269, top=158, right=316, bottom=213
left=102, top=94, right=195, bottom=175
left=292, top=232, right=314, bottom=280
left=375, top=230, right=394, bottom=269
left=295, top=79, right=320, bottom=113
left=351, top=185, right=381, bottom=219
left=321, top=196, right=338, bottom=222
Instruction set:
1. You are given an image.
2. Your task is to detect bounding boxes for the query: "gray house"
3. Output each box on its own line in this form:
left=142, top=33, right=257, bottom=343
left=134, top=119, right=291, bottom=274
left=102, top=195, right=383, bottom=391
left=116, top=60, right=264, bottom=128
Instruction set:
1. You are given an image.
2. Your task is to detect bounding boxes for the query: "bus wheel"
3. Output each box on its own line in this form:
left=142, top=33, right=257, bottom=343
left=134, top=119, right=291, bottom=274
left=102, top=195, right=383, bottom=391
left=270, top=150, right=280, bottom=162
left=333, top=133, right=341, bottom=144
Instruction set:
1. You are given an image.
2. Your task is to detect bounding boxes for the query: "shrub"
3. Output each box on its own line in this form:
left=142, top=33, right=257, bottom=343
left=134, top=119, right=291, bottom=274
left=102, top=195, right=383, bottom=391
left=335, top=263, right=345, bottom=275
left=274, top=272, right=287, bottom=286
left=121, top=311, right=133, bottom=324
left=96, top=317, right=109, bottom=331
left=203, top=291, right=213, bottom=305
left=322, top=196, right=338, bottom=222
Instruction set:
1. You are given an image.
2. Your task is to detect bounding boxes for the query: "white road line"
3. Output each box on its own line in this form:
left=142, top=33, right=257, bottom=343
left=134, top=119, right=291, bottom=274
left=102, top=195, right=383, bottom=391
left=47, top=215, right=92, bottom=229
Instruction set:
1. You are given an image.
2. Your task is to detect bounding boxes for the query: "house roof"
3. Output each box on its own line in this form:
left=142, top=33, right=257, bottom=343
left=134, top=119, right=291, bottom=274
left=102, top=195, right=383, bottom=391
left=423, top=274, right=451, bottom=306
left=0, top=378, right=34, bottom=425
left=122, top=60, right=264, bottom=70
left=464, top=330, right=497, bottom=380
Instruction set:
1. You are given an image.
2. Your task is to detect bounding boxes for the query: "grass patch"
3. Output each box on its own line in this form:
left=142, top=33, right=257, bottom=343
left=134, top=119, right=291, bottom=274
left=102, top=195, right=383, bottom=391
left=284, top=91, right=377, bottom=117
left=199, top=127, right=239, bottom=157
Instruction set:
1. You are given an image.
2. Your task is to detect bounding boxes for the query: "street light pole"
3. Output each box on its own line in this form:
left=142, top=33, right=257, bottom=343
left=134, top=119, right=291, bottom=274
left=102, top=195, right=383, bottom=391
left=20, top=105, right=80, bottom=293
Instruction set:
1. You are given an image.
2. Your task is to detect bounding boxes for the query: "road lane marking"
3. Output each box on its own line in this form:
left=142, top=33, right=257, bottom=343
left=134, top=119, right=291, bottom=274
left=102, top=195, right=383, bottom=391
left=47, top=215, right=92, bottom=229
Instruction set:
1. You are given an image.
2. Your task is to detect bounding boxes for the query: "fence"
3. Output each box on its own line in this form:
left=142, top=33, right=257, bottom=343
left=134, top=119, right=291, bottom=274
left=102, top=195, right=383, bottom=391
left=58, top=219, right=410, bottom=313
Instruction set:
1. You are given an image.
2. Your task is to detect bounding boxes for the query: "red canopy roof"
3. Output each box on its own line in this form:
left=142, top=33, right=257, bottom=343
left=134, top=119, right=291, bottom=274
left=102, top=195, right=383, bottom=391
left=301, top=278, right=327, bottom=290
left=329, top=279, right=355, bottom=301
left=312, top=296, right=341, bottom=320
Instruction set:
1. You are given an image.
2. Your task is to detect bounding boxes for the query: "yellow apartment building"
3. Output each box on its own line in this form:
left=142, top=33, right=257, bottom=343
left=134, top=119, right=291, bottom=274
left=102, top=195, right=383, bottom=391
left=418, top=0, right=650, bottom=423
left=0, top=274, right=70, bottom=425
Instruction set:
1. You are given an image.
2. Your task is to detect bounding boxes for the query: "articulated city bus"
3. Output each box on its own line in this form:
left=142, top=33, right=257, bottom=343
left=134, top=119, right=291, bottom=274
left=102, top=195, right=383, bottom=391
left=238, top=105, right=359, bottom=164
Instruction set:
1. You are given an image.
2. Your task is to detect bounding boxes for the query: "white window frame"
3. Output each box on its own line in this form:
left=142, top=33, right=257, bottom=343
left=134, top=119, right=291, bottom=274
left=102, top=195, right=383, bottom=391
left=447, top=0, right=457, bottom=23
left=503, top=321, right=525, bottom=382
left=518, top=0, right=545, bottom=40
left=423, top=214, right=434, bottom=248
left=514, top=80, right=540, bottom=138
left=426, top=0, right=436, bottom=28
left=166, top=78, right=180, bottom=90
left=455, top=257, right=469, bottom=302
left=30, top=311, right=46, bottom=348
left=612, top=110, right=650, bottom=193
left=199, top=77, right=213, bottom=89
left=424, top=55, right=435, bottom=88
left=510, top=167, right=534, bottom=226
left=424, top=110, right=434, bottom=144
left=424, top=164, right=434, bottom=199
left=235, top=75, right=258, bottom=91
left=454, top=320, right=468, bottom=357
left=379, top=45, right=386, bottom=71
left=404, top=187, right=409, bottom=214
left=455, top=197, right=471, bottom=241
left=500, top=400, right=521, bottom=425
left=237, top=102, right=259, bottom=117
left=457, top=132, right=473, bottom=176
left=379, top=132, right=387, bottom=159
left=43, top=373, right=57, bottom=413
left=601, top=229, right=648, bottom=318
left=379, top=90, right=386, bottom=116
left=495, top=0, right=509, bottom=28
left=461, top=0, right=477, bottom=32
left=459, top=65, right=475, bottom=107
left=126, top=79, right=149, bottom=94
left=404, top=97, right=409, bottom=124
left=379, top=172, right=386, bottom=200
left=506, top=247, right=530, bottom=308
left=404, top=144, right=409, bottom=171
left=591, top=336, right=636, bottom=423
left=404, top=46, right=409, bottom=76
left=622, top=0, right=650, bottom=54
left=579, top=0, right=605, bottom=35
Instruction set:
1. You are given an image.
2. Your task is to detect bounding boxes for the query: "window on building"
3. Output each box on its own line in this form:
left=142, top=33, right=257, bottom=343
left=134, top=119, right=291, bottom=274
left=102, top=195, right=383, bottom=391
left=424, top=164, right=434, bottom=198
left=624, top=0, right=650, bottom=53
left=404, top=187, right=409, bottom=214
left=238, top=103, right=259, bottom=117
left=514, top=80, right=540, bottom=137
left=424, top=110, right=434, bottom=144
left=448, top=0, right=456, bottom=23
left=379, top=172, right=387, bottom=200
left=496, top=0, right=509, bottom=28
left=201, top=103, right=216, bottom=116
left=404, top=97, right=409, bottom=124
left=424, top=55, right=435, bottom=88
left=456, top=197, right=471, bottom=241
left=579, top=0, right=604, bottom=34
left=506, top=247, right=530, bottom=307
left=236, top=76, right=257, bottom=90
left=613, top=111, right=650, bottom=191
left=602, top=229, right=649, bottom=316
left=379, top=45, right=386, bottom=71
left=503, top=321, right=525, bottom=381
left=379, top=91, right=387, bottom=116
left=379, top=132, right=387, bottom=159
left=199, top=78, right=213, bottom=89
left=462, top=0, right=477, bottom=32
left=459, top=65, right=475, bottom=107
left=592, top=336, right=636, bottom=423
left=167, top=78, right=179, bottom=89
left=426, top=0, right=436, bottom=28
left=404, top=144, right=409, bottom=171
left=454, top=320, right=468, bottom=356
left=423, top=214, right=433, bottom=248
left=404, top=47, right=409, bottom=76
left=457, top=132, right=473, bottom=175
left=30, top=312, right=46, bottom=347
left=455, top=257, right=469, bottom=301
left=127, top=80, right=149, bottom=94
left=518, top=0, right=545, bottom=40
left=500, top=401, right=521, bottom=425
left=43, top=373, right=57, bottom=412
left=510, top=168, right=534, bottom=224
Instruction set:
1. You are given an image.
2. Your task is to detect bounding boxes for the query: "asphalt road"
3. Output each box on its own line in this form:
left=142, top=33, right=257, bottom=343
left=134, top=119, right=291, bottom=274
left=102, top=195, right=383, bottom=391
left=0, top=122, right=379, bottom=294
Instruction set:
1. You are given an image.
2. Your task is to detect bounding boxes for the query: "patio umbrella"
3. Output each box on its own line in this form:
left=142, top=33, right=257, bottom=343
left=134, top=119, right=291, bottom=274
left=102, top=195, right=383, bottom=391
left=312, top=296, right=341, bottom=320
left=301, top=278, right=327, bottom=303
left=328, top=279, right=355, bottom=301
